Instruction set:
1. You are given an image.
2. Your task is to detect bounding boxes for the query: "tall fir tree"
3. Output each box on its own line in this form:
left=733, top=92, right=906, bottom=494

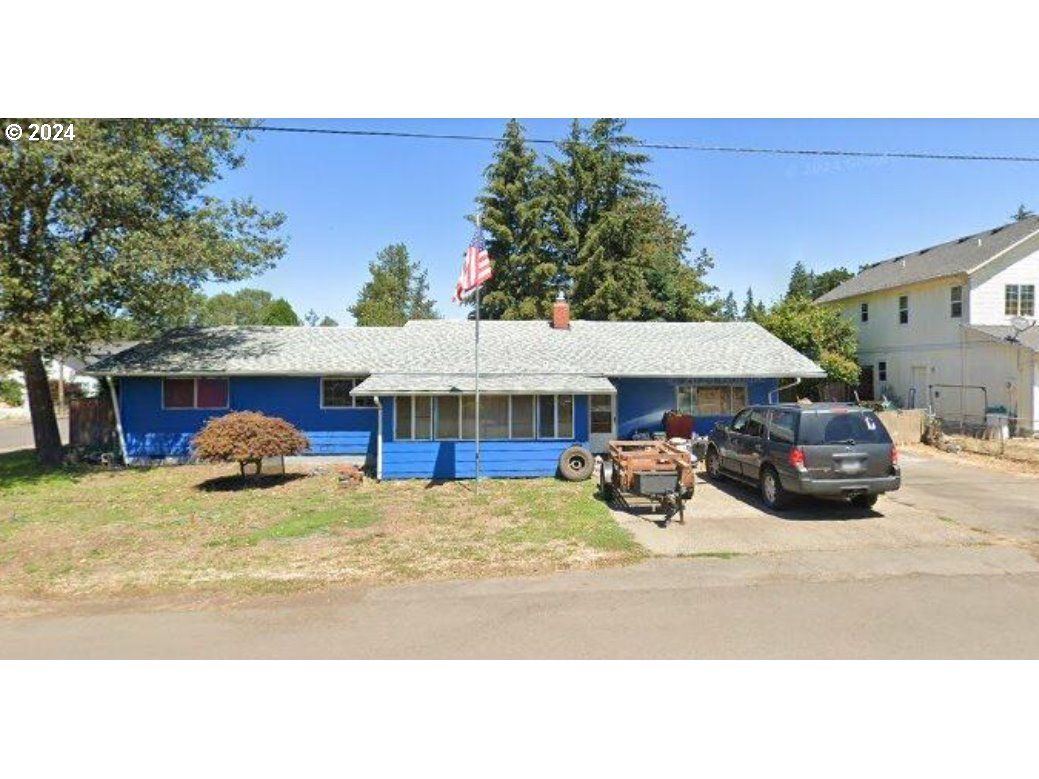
left=349, top=243, right=439, bottom=326
left=786, top=261, right=815, bottom=299
left=475, top=120, right=555, bottom=319
left=1011, top=204, right=1035, bottom=221
left=742, top=288, right=757, bottom=320
left=720, top=290, right=739, bottom=321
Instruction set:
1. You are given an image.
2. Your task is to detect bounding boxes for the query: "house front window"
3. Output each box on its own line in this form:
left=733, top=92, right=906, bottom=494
left=898, top=295, right=909, bottom=324
left=860, top=302, right=869, bottom=322
left=162, top=377, right=228, bottom=410
left=1006, top=284, right=1036, bottom=317
left=321, top=377, right=375, bottom=408
left=950, top=285, right=962, bottom=318
left=675, top=384, right=747, bottom=416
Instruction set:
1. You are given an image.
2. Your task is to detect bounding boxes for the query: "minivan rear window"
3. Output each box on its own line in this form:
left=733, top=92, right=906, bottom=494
left=798, top=410, right=892, bottom=445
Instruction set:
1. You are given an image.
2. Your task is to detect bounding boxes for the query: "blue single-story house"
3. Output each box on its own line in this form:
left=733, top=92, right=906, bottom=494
left=87, top=299, right=825, bottom=480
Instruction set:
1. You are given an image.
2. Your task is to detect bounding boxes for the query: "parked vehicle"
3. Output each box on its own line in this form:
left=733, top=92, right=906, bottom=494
left=704, top=403, right=901, bottom=510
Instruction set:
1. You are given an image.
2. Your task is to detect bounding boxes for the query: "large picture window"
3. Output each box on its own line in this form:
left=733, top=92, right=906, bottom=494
left=675, top=384, right=747, bottom=416
left=321, top=377, right=375, bottom=408
left=395, top=394, right=576, bottom=441
left=162, top=377, right=228, bottom=410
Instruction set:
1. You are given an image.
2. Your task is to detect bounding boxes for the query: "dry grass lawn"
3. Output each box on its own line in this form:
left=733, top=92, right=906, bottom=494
left=0, top=451, right=645, bottom=612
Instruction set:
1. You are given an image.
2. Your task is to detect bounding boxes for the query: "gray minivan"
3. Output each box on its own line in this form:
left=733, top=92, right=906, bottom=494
left=704, top=403, right=901, bottom=510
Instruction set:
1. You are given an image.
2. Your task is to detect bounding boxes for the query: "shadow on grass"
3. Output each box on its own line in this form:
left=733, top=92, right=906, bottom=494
left=195, top=473, right=308, bottom=492
left=0, top=448, right=89, bottom=490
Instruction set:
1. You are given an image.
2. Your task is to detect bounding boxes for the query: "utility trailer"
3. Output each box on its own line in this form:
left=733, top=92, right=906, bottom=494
left=599, top=440, right=696, bottom=524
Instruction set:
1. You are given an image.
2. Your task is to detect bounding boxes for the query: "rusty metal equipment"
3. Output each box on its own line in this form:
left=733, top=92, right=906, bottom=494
left=599, top=440, right=696, bottom=524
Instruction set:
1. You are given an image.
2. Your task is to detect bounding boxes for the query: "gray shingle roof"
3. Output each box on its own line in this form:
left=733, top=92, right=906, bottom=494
left=352, top=373, right=616, bottom=395
left=967, top=324, right=1039, bottom=352
left=88, top=320, right=825, bottom=380
left=817, top=216, right=1039, bottom=304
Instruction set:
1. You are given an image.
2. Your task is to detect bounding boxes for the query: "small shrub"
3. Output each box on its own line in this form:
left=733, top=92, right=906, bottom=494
left=0, top=379, right=24, bottom=407
left=192, top=411, right=310, bottom=478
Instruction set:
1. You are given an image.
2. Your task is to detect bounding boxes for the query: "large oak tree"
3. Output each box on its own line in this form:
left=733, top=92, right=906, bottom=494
left=0, top=119, right=286, bottom=465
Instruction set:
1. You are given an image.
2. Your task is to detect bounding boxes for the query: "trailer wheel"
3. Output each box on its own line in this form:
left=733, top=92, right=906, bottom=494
left=559, top=446, right=595, bottom=481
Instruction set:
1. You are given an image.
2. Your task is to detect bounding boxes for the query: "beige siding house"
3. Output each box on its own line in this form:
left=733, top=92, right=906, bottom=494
left=817, top=216, right=1039, bottom=435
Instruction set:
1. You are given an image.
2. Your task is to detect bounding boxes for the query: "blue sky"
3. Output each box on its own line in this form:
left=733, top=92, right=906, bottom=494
left=205, top=119, right=1039, bottom=323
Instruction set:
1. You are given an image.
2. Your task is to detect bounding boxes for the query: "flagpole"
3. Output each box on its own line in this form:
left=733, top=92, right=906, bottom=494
left=474, top=215, right=482, bottom=493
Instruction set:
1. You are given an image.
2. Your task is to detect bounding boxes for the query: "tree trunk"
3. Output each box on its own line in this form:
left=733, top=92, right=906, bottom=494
left=22, top=349, right=63, bottom=467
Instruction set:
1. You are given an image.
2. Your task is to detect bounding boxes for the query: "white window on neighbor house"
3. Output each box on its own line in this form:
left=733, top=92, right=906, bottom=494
left=878, top=361, right=888, bottom=383
left=950, top=285, right=963, bottom=318
left=675, top=384, right=748, bottom=416
left=898, top=295, right=909, bottom=325
left=860, top=302, right=869, bottom=323
left=1006, top=284, right=1036, bottom=317
left=321, top=377, right=375, bottom=408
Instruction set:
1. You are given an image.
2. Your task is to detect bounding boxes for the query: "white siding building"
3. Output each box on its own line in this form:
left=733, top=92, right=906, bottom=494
left=817, top=216, right=1039, bottom=435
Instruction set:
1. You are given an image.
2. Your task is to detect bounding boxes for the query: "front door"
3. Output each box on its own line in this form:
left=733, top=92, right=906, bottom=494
left=911, top=365, right=928, bottom=408
left=588, top=394, right=616, bottom=453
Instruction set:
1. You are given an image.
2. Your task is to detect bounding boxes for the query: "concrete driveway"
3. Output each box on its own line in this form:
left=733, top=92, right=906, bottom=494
left=608, top=449, right=1037, bottom=556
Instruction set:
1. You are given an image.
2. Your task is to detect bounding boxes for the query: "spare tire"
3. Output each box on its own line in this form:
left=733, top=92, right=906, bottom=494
left=559, top=445, right=595, bottom=481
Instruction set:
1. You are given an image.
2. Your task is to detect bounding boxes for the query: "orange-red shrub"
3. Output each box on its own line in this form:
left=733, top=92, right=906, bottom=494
left=192, top=411, right=310, bottom=477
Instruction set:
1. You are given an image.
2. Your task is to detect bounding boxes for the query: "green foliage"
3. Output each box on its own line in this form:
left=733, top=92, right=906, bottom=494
left=719, top=291, right=739, bottom=321
left=742, top=288, right=763, bottom=321
left=0, top=378, right=24, bottom=406
left=262, top=298, right=300, bottom=326
left=349, top=243, right=439, bottom=326
left=318, top=316, right=338, bottom=327
left=474, top=118, right=717, bottom=322
left=304, top=309, right=338, bottom=327
left=759, top=297, right=861, bottom=385
left=785, top=262, right=854, bottom=301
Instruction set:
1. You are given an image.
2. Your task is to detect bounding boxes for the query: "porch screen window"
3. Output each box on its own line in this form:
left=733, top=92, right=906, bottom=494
left=557, top=395, right=574, bottom=439
left=898, top=295, right=909, bottom=324
left=436, top=395, right=460, bottom=439
left=321, top=377, right=375, bottom=408
left=479, top=395, right=510, bottom=439
left=675, top=385, right=747, bottom=416
left=1007, top=284, right=1036, bottom=316
left=538, top=395, right=555, bottom=438
left=414, top=396, right=433, bottom=440
left=395, top=396, right=414, bottom=440
left=162, top=377, right=228, bottom=409
left=950, top=285, right=963, bottom=318
left=511, top=396, right=535, bottom=439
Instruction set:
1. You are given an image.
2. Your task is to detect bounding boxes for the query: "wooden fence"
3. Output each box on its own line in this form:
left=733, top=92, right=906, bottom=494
left=69, top=396, right=117, bottom=449
left=876, top=409, right=925, bottom=445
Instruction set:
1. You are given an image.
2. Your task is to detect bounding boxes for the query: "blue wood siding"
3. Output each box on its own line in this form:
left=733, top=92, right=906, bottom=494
left=118, top=376, right=377, bottom=460
left=381, top=395, right=590, bottom=480
left=612, top=377, right=778, bottom=438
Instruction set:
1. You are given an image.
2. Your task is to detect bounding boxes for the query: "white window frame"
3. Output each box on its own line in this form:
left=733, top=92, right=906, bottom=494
left=320, top=376, right=376, bottom=410
left=509, top=395, right=536, bottom=440
left=394, top=395, right=433, bottom=441
left=878, top=361, right=888, bottom=382
left=673, top=384, right=748, bottom=416
left=950, top=285, right=963, bottom=318
left=898, top=295, right=909, bottom=325
left=434, top=395, right=462, bottom=440
left=860, top=302, right=869, bottom=323
left=161, top=377, right=229, bottom=411
left=396, top=393, right=575, bottom=442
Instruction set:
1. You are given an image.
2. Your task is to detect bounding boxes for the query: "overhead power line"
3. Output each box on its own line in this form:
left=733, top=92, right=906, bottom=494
left=211, top=122, right=1039, bottom=164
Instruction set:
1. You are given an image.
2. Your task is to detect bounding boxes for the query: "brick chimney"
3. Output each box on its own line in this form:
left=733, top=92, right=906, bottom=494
left=552, top=290, right=570, bottom=330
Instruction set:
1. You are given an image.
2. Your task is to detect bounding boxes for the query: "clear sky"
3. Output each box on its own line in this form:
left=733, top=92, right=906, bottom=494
left=204, top=119, right=1039, bottom=323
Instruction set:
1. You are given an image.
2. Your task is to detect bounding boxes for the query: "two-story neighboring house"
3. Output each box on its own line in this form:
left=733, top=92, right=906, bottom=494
left=817, top=216, right=1039, bottom=435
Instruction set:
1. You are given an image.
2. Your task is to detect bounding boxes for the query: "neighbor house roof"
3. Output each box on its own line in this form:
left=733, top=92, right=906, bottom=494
left=966, top=324, right=1039, bottom=353
left=88, top=319, right=825, bottom=381
left=816, top=216, right=1039, bottom=304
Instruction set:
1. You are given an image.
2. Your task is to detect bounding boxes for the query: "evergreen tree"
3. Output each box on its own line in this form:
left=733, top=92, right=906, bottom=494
left=742, top=288, right=757, bottom=320
left=349, top=243, right=439, bottom=326
left=720, top=290, right=739, bottom=321
left=318, top=316, right=338, bottom=327
left=811, top=267, right=853, bottom=298
left=303, top=309, right=320, bottom=327
left=786, top=261, right=814, bottom=299
left=1012, top=204, right=1035, bottom=221
left=263, top=298, right=300, bottom=326
left=475, top=120, right=555, bottom=319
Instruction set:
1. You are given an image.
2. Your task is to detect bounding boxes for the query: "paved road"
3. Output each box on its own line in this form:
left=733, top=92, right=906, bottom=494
left=0, top=419, right=68, bottom=453
left=2, top=548, right=1038, bottom=658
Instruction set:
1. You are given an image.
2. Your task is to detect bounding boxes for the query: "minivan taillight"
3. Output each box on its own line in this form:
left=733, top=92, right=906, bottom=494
left=788, top=446, right=806, bottom=468
left=890, top=444, right=899, bottom=466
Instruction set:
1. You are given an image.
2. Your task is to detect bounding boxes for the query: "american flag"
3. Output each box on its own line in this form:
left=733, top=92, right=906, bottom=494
left=454, top=224, right=493, bottom=302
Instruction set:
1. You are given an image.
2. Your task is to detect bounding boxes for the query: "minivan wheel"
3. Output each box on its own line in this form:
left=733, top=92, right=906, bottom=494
left=851, top=494, right=878, bottom=509
left=760, top=466, right=791, bottom=510
left=705, top=447, right=723, bottom=481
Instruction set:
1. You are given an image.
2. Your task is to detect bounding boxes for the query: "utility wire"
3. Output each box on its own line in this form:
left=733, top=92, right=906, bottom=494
left=211, top=122, right=1039, bottom=164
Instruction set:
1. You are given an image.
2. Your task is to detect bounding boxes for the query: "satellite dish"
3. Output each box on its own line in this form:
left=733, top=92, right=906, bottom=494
left=1007, top=315, right=1036, bottom=343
